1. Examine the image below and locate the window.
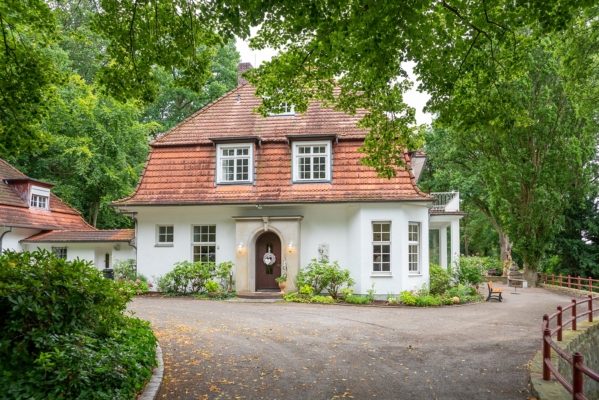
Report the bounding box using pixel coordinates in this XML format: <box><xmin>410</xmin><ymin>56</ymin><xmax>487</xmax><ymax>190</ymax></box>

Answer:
<box><xmin>216</xmin><ymin>144</ymin><xmax>253</xmax><ymax>184</ymax></box>
<box><xmin>192</xmin><ymin>225</ymin><xmax>216</xmax><ymax>263</ymax></box>
<box><xmin>408</xmin><ymin>222</ymin><xmax>420</xmax><ymax>274</ymax></box>
<box><xmin>372</xmin><ymin>222</ymin><xmax>391</xmax><ymax>274</ymax></box>
<box><xmin>31</xmin><ymin>194</ymin><xmax>48</xmax><ymax>209</ymax></box>
<box><xmin>292</xmin><ymin>141</ymin><xmax>331</xmax><ymax>182</ymax></box>
<box><xmin>52</xmin><ymin>247</ymin><xmax>67</xmax><ymax>259</ymax></box>
<box><xmin>269</xmin><ymin>103</ymin><xmax>295</xmax><ymax>116</ymax></box>
<box><xmin>156</xmin><ymin>225</ymin><xmax>174</xmax><ymax>245</ymax></box>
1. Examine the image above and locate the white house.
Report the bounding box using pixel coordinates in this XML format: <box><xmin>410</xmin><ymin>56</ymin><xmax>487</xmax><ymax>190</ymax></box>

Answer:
<box><xmin>0</xmin><ymin>159</ymin><xmax>136</xmax><ymax>268</ymax></box>
<box><xmin>112</xmin><ymin>63</ymin><xmax>463</xmax><ymax>296</ymax></box>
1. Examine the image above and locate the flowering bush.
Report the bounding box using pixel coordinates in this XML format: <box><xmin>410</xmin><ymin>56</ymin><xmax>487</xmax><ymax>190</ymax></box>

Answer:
<box><xmin>119</xmin><ymin>278</ymin><xmax>151</xmax><ymax>295</ymax></box>
<box><xmin>295</xmin><ymin>259</ymin><xmax>355</xmax><ymax>298</ymax></box>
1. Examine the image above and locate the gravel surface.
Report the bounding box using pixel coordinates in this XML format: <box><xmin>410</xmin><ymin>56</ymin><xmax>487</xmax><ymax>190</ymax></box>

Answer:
<box><xmin>129</xmin><ymin>284</ymin><xmax>577</xmax><ymax>400</ymax></box>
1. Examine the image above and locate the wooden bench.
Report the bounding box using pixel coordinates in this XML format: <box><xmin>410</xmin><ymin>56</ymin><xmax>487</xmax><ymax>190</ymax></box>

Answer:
<box><xmin>486</xmin><ymin>268</ymin><xmax>498</xmax><ymax>276</ymax></box>
<box><xmin>487</xmin><ymin>281</ymin><xmax>503</xmax><ymax>302</ymax></box>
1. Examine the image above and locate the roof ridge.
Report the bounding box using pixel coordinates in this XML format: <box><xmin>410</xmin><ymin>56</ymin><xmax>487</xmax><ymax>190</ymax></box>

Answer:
<box><xmin>150</xmin><ymin>83</ymin><xmax>250</xmax><ymax>147</ymax></box>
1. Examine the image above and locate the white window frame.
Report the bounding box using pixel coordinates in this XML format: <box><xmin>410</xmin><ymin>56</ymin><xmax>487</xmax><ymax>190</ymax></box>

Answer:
<box><xmin>216</xmin><ymin>143</ymin><xmax>254</xmax><ymax>184</ymax></box>
<box><xmin>372</xmin><ymin>221</ymin><xmax>392</xmax><ymax>275</ymax></box>
<box><xmin>30</xmin><ymin>186</ymin><xmax>50</xmax><ymax>210</ymax></box>
<box><xmin>191</xmin><ymin>225</ymin><xmax>216</xmax><ymax>263</ymax></box>
<box><xmin>156</xmin><ymin>225</ymin><xmax>174</xmax><ymax>246</ymax></box>
<box><xmin>269</xmin><ymin>103</ymin><xmax>295</xmax><ymax>116</ymax></box>
<box><xmin>52</xmin><ymin>246</ymin><xmax>67</xmax><ymax>259</ymax></box>
<box><xmin>292</xmin><ymin>140</ymin><xmax>332</xmax><ymax>182</ymax></box>
<box><xmin>408</xmin><ymin>222</ymin><xmax>421</xmax><ymax>274</ymax></box>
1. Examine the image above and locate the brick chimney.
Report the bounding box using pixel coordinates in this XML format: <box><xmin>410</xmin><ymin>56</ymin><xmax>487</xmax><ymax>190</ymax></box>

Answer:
<box><xmin>238</xmin><ymin>62</ymin><xmax>253</xmax><ymax>86</ymax></box>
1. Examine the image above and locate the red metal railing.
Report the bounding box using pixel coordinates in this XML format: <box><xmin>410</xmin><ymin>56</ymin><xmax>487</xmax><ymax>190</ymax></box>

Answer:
<box><xmin>539</xmin><ymin>274</ymin><xmax>599</xmax><ymax>293</ymax></box>
<box><xmin>541</xmin><ymin>295</ymin><xmax>599</xmax><ymax>399</ymax></box>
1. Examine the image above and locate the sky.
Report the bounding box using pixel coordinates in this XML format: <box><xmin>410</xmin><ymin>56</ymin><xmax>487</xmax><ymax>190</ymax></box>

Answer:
<box><xmin>235</xmin><ymin>37</ymin><xmax>433</xmax><ymax>126</ymax></box>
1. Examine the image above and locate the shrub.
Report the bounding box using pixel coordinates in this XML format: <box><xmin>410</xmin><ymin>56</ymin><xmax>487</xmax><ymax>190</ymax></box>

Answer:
<box><xmin>155</xmin><ymin>260</ymin><xmax>234</xmax><ymax>294</ymax></box>
<box><xmin>399</xmin><ymin>291</ymin><xmax>417</xmax><ymax>305</ymax></box>
<box><xmin>0</xmin><ymin>250</ymin><xmax>157</xmax><ymax>399</ymax></box>
<box><xmin>120</xmin><ymin>278</ymin><xmax>151</xmax><ymax>295</ymax></box>
<box><xmin>295</xmin><ymin>259</ymin><xmax>355</xmax><ymax>298</ymax></box>
<box><xmin>429</xmin><ymin>264</ymin><xmax>451</xmax><ymax>295</ymax></box>
<box><xmin>450</xmin><ymin>256</ymin><xmax>501</xmax><ymax>286</ymax></box>
<box><xmin>344</xmin><ymin>295</ymin><xmax>371</xmax><ymax>305</ymax></box>
<box><xmin>205</xmin><ymin>280</ymin><xmax>220</xmax><ymax>292</ymax></box>
<box><xmin>414</xmin><ymin>295</ymin><xmax>442</xmax><ymax>307</ymax></box>
<box><xmin>299</xmin><ymin>284</ymin><xmax>314</xmax><ymax>295</ymax></box>
<box><xmin>113</xmin><ymin>258</ymin><xmax>137</xmax><ymax>281</ymax></box>
<box><xmin>283</xmin><ymin>293</ymin><xmax>336</xmax><ymax>304</ymax></box>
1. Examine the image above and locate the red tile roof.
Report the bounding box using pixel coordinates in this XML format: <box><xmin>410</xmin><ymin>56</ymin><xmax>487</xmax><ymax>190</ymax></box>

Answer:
<box><xmin>151</xmin><ymin>84</ymin><xmax>369</xmax><ymax>147</ymax></box>
<box><xmin>21</xmin><ymin>229</ymin><xmax>135</xmax><ymax>243</ymax></box>
<box><xmin>114</xmin><ymin>84</ymin><xmax>431</xmax><ymax>206</ymax></box>
<box><xmin>115</xmin><ymin>141</ymin><xmax>430</xmax><ymax>206</ymax></box>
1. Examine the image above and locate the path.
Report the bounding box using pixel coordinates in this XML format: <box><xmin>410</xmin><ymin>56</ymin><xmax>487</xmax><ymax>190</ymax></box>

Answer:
<box><xmin>129</xmin><ymin>285</ymin><xmax>576</xmax><ymax>399</ymax></box>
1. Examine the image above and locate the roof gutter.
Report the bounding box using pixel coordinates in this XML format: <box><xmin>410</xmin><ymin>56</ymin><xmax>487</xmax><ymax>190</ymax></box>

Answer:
<box><xmin>109</xmin><ymin>198</ymin><xmax>435</xmax><ymax>208</ymax></box>
<box><xmin>114</xmin><ymin>210</ymin><xmax>138</xmax><ymax>251</ymax></box>
<box><xmin>0</xmin><ymin>226</ymin><xmax>13</xmax><ymax>252</ymax></box>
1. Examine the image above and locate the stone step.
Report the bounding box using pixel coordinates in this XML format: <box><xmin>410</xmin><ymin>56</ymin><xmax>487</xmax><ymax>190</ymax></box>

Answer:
<box><xmin>237</xmin><ymin>291</ymin><xmax>284</xmax><ymax>300</ymax></box>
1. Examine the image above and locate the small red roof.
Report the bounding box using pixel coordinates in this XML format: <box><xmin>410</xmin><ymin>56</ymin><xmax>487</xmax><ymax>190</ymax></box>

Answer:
<box><xmin>21</xmin><ymin>229</ymin><xmax>135</xmax><ymax>243</ymax></box>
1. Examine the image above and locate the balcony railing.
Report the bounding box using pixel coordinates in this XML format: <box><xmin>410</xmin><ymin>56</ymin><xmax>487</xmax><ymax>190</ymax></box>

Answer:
<box><xmin>430</xmin><ymin>192</ymin><xmax>460</xmax><ymax>212</ymax></box>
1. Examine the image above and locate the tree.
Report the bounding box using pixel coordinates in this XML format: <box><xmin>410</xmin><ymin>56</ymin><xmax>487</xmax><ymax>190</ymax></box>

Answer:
<box><xmin>430</xmin><ymin>43</ymin><xmax>597</xmax><ymax>285</ymax></box>
<box><xmin>13</xmin><ymin>74</ymin><xmax>159</xmax><ymax>228</ymax></box>
<box><xmin>420</xmin><ymin>127</ymin><xmax>509</xmax><ymax>262</ymax></box>
<box><xmin>213</xmin><ymin>0</ymin><xmax>596</xmax><ymax>174</ymax></box>
<box><xmin>141</xmin><ymin>40</ymin><xmax>240</xmax><ymax>133</ymax></box>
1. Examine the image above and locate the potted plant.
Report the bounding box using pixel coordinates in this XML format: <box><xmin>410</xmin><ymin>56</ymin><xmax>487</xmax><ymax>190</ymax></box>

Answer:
<box><xmin>275</xmin><ymin>275</ymin><xmax>287</xmax><ymax>293</ymax></box>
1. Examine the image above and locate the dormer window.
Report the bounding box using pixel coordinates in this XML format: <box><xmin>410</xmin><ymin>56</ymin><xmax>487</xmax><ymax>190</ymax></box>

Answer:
<box><xmin>216</xmin><ymin>143</ymin><xmax>254</xmax><ymax>184</ymax></box>
<box><xmin>292</xmin><ymin>141</ymin><xmax>332</xmax><ymax>182</ymax></box>
<box><xmin>269</xmin><ymin>103</ymin><xmax>295</xmax><ymax>116</ymax></box>
<box><xmin>30</xmin><ymin>186</ymin><xmax>50</xmax><ymax>210</ymax></box>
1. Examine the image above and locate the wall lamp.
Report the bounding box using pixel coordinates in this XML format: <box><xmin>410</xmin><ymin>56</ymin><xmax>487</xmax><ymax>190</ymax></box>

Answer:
<box><xmin>238</xmin><ymin>242</ymin><xmax>244</xmax><ymax>253</ymax></box>
<box><xmin>288</xmin><ymin>241</ymin><xmax>293</xmax><ymax>252</ymax></box>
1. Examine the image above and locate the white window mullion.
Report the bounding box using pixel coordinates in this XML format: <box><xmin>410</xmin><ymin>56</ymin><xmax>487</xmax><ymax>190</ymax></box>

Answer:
<box><xmin>408</xmin><ymin>222</ymin><xmax>420</xmax><ymax>274</ymax></box>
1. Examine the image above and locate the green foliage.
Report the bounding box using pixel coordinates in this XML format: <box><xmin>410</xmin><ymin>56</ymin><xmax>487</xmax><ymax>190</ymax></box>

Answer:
<box><xmin>141</xmin><ymin>40</ymin><xmax>241</xmax><ymax>133</ymax></box>
<box><xmin>113</xmin><ymin>258</ymin><xmax>137</xmax><ymax>281</ymax></box>
<box><xmin>275</xmin><ymin>275</ymin><xmax>287</xmax><ymax>283</ymax></box>
<box><xmin>283</xmin><ymin>293</ymin><xmax>336</xmax><ymax>304</ymax></box>
<box><xmin>414</xmin><ymin>295</ymin><xmax>443</xmax><ymax>307</ymax></box>
<box><xmin>344</xmin><ymin>295</ymin><xmax>371</xmax><ymax>305</ymax></box>
<box><xmin>451</xmin><ymin>256</ymin><xmax>500</xmax><ymax>286</ymax></box>
<box><xmin>155</xmin><ymin>261</ymin><xmax>234</xmax><ymax>294</ymax></box>
<box><xmin>446</xmin><ymin>284</ymin><xmax>483</xmax><ymax>303</ymax></box>
<box><xmin>365</xmin><ymin>283</ymin><xmax>376</xmax><ymax>302</ymax></box>
<box><xmin>399</xmin><ymin>291</ymin><xmax>417</xmax><ymax>306</ymax></box>
<box><xmin>295</xmin><ymin>259</ymin><xmax>355</xmax><ymax>299</ymax></box>
<box><xmin>429</xmin><ymin>264</ymin><xmax>451</xmax><ymax>295</ymax></box>
<box><xmin>0</xmin><ymin>250</ymin><xmax>157</xmax><ymax>398</ymax></box>
<box><xmin>120</xmin><ymin>279</ymin><xmax>151</xmax><ymax>295</ymax></box>
<box><xmin>205</xmin><ymin>280</ymin><xmax>220</xmax><ymax>293</ymax></box>
<box><xmin>299</xmin><ymin>285</ymin><xmax>314</xmax><ymax>295</ymax></box>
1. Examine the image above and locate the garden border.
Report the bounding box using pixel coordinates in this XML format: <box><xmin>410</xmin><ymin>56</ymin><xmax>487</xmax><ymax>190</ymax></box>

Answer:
<box><xmin>138</xmin><ymin>344</ymin><xmax>163</xmax><ymax>400</ymax></box>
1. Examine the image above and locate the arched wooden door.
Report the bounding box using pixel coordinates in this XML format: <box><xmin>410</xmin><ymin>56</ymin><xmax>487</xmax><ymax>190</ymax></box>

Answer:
<box><xmin>255</xmin><ymin>232</ymin><xmax>281</xmax><ymax>291</ymax></box>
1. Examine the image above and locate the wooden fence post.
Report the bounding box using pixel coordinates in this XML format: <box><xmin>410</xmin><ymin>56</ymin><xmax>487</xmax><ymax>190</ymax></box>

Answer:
<box><xmin>589</xmin><ymin>295</ymin><xmax>593</xmax><ymax>323</ymax></box>
<box><xmin>557</xmin><ymin>305</ymin><xmax>563</xmax><ymax>341</ymax></box>
<box><xmin>543</xmin><ymin>328</ymin><xmax>551</xmax><ymax>381</ymax></box>
<box><xmin>578</xmin><ymin>276</ymin><xmax>581</xmax><ymax>290</ymax></box>
<box><xmin>551</xmin><ymin>274</ymin><xmax>555</xmax><ymax>285</ymax></box>
<box><xmin>568</xmin><ymin>275</ymin><xmax>571</xmax><ymax>289</ymax></box>
<box><xmin>572</xmin><ymin>352</ymin><xmax>584</xmax><ymax>400</ymax></box>
<box><xmin>572</xmin><ymin>299</ymin><xmax>577</xmax><ymax>331</ymax></box>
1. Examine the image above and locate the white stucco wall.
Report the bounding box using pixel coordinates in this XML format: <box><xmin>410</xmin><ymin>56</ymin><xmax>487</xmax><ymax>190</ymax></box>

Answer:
<box><xmin>18</xmin><ymin>241</ymin><xmax>136</xmax><ymax>270</ymax></box>
<box><xmin>1</xmin><ymin>227</ymin><xmax>40</xmax><ymax>252</ymax></box>
<box><xmin>131</xmin><ymin>202</ymin><xmax>431</xmax><ymax>294</ymax></box>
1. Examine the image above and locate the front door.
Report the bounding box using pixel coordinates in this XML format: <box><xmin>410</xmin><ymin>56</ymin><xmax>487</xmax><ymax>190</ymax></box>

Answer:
<box><xmin>255</xmin><ymin>232</ymin><xmax>281</xmax><ymax>291</ymax></box>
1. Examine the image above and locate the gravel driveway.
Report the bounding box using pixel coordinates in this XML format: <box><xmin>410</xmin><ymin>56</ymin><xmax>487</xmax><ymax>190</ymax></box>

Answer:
<box><xmin>129</xmin><ymin>285</ymin><xmax>576</xmax><ymax>399</ymax></box>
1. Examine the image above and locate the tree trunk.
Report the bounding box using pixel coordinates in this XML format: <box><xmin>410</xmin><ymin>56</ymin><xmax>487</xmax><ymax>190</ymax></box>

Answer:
<box><xmin>499</xmin><ymin>231</ymin><xmax>511</xmax><ymax>263</ymax></box>
<box><xmin>92</xmin><ymin>201</ymin><xmax>99</xmax><ymax>228</ymax></box>
<box><xmin>523</xmin><ymin>256</ymin><xmax>541</xmax><ymax>287</ymax></box>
